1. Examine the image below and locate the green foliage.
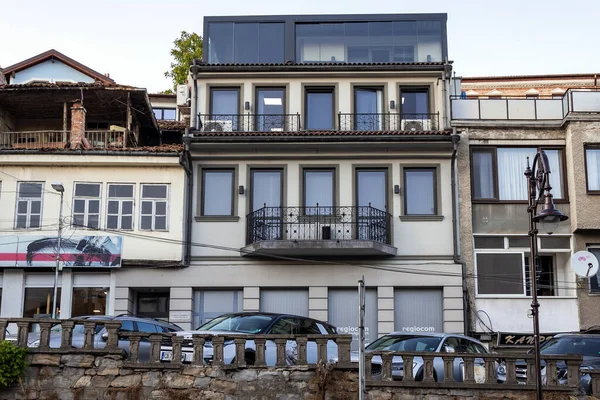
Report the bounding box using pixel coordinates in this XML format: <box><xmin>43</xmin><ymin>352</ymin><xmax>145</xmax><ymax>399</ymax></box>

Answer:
<box><xmin>0</xmin><ymin>340</ymin><xmax>28</xmax><ymax>388</ymax></box>
<box><xmin>164</xmin><ymin>31</ymin><xmax>203</xmax><ymax>91</ymax></box>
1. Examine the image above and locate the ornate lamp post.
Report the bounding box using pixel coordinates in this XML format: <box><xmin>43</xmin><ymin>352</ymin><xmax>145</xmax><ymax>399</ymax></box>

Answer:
<box><xmin>524</xmin><ymin>149</ymin><xmax>568</xmax><ymax>400</ymax></box>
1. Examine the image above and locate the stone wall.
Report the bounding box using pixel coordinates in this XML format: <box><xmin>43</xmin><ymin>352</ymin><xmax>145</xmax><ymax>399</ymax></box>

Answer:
<box><xmin>1</xmin><ymin>352</ymin><xmax>590</xmax><ymax>400</ymax></box>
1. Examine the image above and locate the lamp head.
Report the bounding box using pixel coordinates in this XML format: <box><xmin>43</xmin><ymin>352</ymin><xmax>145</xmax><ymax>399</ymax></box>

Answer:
<box><xmin>533</xmin><ymin>198</ymin><xmax>568</xmax><ymax>235</ymax></box>
<box><xmin>51</xmin><ymin>182</ymin><xmax>64</xmax><ymax>193</ymax></box>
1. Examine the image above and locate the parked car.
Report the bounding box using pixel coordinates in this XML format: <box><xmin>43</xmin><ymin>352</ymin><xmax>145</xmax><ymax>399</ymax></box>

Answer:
<box><xmin>5</xmin><ymin>314</ymin><xmax>183</xmax><ymax>362</ymax></box>
<box><xmin>497</xmin><ymin>333</ymin><xmax>600</xmax><ymax>395</ymax></box>
<box><xmin>353</xmin><ymin>332</ymin><xmax>496</xmax><ymax>382</ymax></box>
<box><xmin>160</xmin><ymin>312</ymin><xmax>339</xmax><ymax>365</ymax></box>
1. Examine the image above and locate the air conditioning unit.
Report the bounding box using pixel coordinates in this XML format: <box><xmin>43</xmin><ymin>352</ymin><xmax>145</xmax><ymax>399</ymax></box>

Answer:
<box><xmin>176</xmin><ymin>84</ymin><xmax>189</xmax><ymax>105</ymax></box>
<box><xmin>203</xmin><ymin>120</ymin><xmax>233</xmax><ymax>132</ymax></box>
<box><xmin>401</xmin><ymin>119</ymin><xmax>432</xmax><ymax>131</ymax></box>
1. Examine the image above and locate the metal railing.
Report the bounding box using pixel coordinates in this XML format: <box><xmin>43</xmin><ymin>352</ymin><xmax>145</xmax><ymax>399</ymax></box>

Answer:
<box><xmin>0</xmin><ymin>130</ymin><xmax>132</xmax><ymax>149</ymax></box>
<box><xmin>338</xmin><ymin>113</ymin><xmax>440</xmax><ymax>131</ymax></box>
<box><xmin>198</xmin><ymin>114</ymin><xmax>302</xmax><ymax>132</ymax></box>
<box><xmin>246</xmin><ymin>205</ymin><xmax>392</xmax><ymax>245</ymax></box>
<box><xmin>450</xmin><ymin>88</ymin><xmax>600</xmax><ymax>121</ymax></box>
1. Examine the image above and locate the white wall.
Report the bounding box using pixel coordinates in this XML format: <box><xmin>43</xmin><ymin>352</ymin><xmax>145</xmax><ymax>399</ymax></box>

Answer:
<box><xmin>11</xmin><ymin>60</ymin><xmax>96</xmax><ymax>84</ymax></box>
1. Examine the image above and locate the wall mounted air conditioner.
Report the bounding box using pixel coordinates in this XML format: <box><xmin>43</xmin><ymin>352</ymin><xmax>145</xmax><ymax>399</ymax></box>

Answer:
<box><xmin>203</xmin><ymin>120</ymin><xmax>233</xmax><ymax>132</ymax></box>
<box><xmin>401</xmin><ymin>119</ymin><xmax>432</xmax><ymax>131</ymax></box>
<box><xmin>270</xmin><ymin>128</ymin><xmax>284</xmax><ymax>132</ymax></box>
<box><xmin>176</xmin><ymin>84</ymin><xmax>189</xmax><ymax>106</ymax></box>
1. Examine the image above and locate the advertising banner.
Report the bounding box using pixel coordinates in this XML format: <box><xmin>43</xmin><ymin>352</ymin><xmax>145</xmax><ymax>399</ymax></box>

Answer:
<box><xmin>497</xmin><ymin>332</ymin><xmax>558</xmax><ymax>347</ymax></box>
<box><xmin>0</xmin><ymin>235</ymin><xmax>122</xmax><ymax>268</ymax></box>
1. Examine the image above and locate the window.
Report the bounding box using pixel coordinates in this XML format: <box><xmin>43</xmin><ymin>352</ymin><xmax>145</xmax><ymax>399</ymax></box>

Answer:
<box><xmin>73</xmin><ymin>183</ymin><xmax>101</xmax><ymax>229</ymax></box>
<box><xmin>71</xmin><ymin>288</ymin><xmax>108</xmax><ymax>317</ymax></box>
<box><xmin>401</xmin><ymin>89</ymin><xmax>429</xmax><ymax>116</ymax></box>
<box><xmin>589</xmin><ymin>248</ymin><xmax>600</xmax><ymax>294</ymax></box>
<box><xmin>119</xmin><ymin>320</ymin><xmax>135</xmax><ymax>332</ymax></box>
<box><xmin>586</xmin><ymin>147</ymin><xmax>600</xmax><ymax>192</ymax></box>
<box><xmin>404</xmin><ymin>168</ymin><xmax>436</xmax><ymax>215</ymax></box>
<box><xmin>356</xmin><ymin>169</ymin><xmax>387</xmax><ymax>211</ymax></box>
<box><xmin>305</xmin><ymin>88</ymin><xmax>334</xmax><ymax>130</ymax></box>
<box><xmin>137</xmin><ymin>293</ymin><xmax>169</xmax><ymax>319</ymax></box>
<box><xmin>15</xmin><ymin>182</ymin><xmax>43</xmax><ymax>229</ymax></box>
<box><xmin>136</xmin><ymin>322</ymin><xmax>158</xmax><ymax>333</ymax></box>
<box><xmin>354</xmin><ymin>88</ymin><xmax>384</xmax><ymax>130</ymax></box>
<box><xmin>525</xmin><ymin>255</ymin><xmax>555</xmax><ymax>296</ymax></box>
<box><xmin>209</xmin><ymin>88</ymin><xmax>239</xmax><ymax>130</ymax></box>
<box><xmin>106</xmin><ymin>184</ymin><xmax>134</xmax><ymax>230</ymax></box>
<box><xmin>207</xmin><ymin>22</ymin><xmax>284</xmax><ymax>64</ymax></box>
<box><xmin>256</xmin><ymin>88</ymin><xmax>285</xmax><ymax>131</ymax></box>
<box><xmin>251</xmin><ymin>170</ymin><xmax>282</xmax><ymax>211</ymax></box>
<box><xmin>303</xmin><ymin>169</ymin><xmax>335</xmax><ymax>212</ymax></box>
<box><xmin>202</xmin><ymin>169</ymin><xmax>234</xmax><ymax>216</ymax></box>
<box><xmin>471</xmin><ymin>147</ymin><xmax>565</xmax><ymax>201</ymax></box>
<box><xmin>476</xmin><ymin>253</ymin><xmax>524</xmax><ymax>295</ymax></box>
<box><xmin>140</xmin><ymin>184</ymin><xmax>168</xmax><ymax>231</ymax></box>
<box><xmin>153</xmin><ymin>108</ymin><xmax>176</xmax><ymax>121</ymax></box>
<box><xmin>23</xmin><ymin>288</ymin><xmax>61</xmax><ymax>318</ymax></box>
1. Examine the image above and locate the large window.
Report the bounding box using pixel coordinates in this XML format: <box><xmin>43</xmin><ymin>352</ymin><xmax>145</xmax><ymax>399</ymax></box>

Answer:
<box><xmin>471</xmin><ymin>147</ymin><xmax>565</xmax><ymax>201</ymax></box>
<box><xmin>209</xmin><ymin>88</ymin><xmax>239</xmax><ymax>131</ymax></box>
<box><xmin>72</xmin><ymin>288</ymin><xmax>108</xmax><ymax>317</ymax></box>
<box><xmin>202</xmin><ymin>169</ymin><xmax>234</xmax><ymax>216</ymax></box>
<box><xmin>15</xmin><ymin>182</ymin><xmax>43</xmax><ymax>229</ymax></box>
<box><xmin>354</xmin><ymin>88</ymin><xmax>384</xmax><ymax>130</ymax></box>
<box><xmin>106</xmin><ymin>184</ymin><xmax>134</xmax><ymax>230</ymax></box>
<box><xmin>251</xmin><ymin>170</ymin><xmax>282</xmax><ymax>212</ymax></box>
<box><xmin>256</xmin><ymin>88</ymin><xmax>285</xmax><ymax>131</ymax></box>
<box><xmin>403</xmin><ymin>168</ymin><xmax>437</xmax><ymax>215</ymax></box>
<box><xmin>23</xmin><ymin>288</ymin><xmax>61</xmax><ymax>318</ymax></box>
<box><xmin>305</xmin><ymin>88</ymin><xmax>334</xmax><ymax>130</ymax></box>
<box><xmin>476</xmin><ymin>253</ymin><xmax>524</xmax><ymax>295</ymax></box>
<box><xmin>153</xmin><ymin>108</ymin><xmax>176</xmax><ymax>121</ymax></box>
<box><xmin>586</xmin><ymin>147</ymin><xmax>600</xmax><ymax>192</ymax></box>
<box><xmin>303</xmin><ymin>169</ymin><xmax>335</xmax><ymax>211</ymax></box>
<box><xmin>207</xmin><ymin>22</ymin><xmax>285</xmax><ymax>64</ymax></box>
<box><xmin>356</xmin><ymin>169</ymin><xmax>387</xmax><ymax>210</ymax></box>
<box><xmin>401</xmin><ymin>89</ymin><xmax>429</xmax><ymax>115</ymax></box>
<box><xmin>73</xmin><ymin>183</ymin><xmax>101</xmax><ymax>229</ymax></box>
<box><xmin>140</xmin><ymin>184</ymin><xmax>168</xmax><ymax>231</ymax></box>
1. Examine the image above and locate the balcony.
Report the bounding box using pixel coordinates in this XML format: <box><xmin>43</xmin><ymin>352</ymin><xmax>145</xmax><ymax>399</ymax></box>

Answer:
<box><xmin>338</xmin><ymin>113</ymin><xmax>440</xmax><ymax>131</ymax></box>
<box><xmin>0</xmin><ymin>130</ymin><xmax>135</xmax><ymax>150</ymax></box>
<box><xmin>450</xmin><ymin>89</ymin><xmax>600</xmax><ymax>125</ymax></box>
<box><xmin>243</xmin><ymin>205</ymin><xmax>397</xmax><ymax>257</ymax></box>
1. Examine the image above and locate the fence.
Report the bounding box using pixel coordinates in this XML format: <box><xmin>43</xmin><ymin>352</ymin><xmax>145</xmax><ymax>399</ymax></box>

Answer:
<box><xmin>0</xmin><ymin>130</ymin><xmax>131</xmax><ymax>149</ymax></box>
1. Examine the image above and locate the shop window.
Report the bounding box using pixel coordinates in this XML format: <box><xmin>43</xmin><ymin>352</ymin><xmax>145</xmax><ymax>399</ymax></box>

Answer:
<box><xmin>71</xmin><ymin>288</ymin><xmax>108</xmax><ymax>317</ymax></box>
<box><xmin>137</xmin><ymin>292</ymin><xmax>169</xmax><ymax>319</ymax></box>
<box><xmin>23</xmin><ymin>288</ymin><xmax>61</xmax><ymax>318</ymax></box>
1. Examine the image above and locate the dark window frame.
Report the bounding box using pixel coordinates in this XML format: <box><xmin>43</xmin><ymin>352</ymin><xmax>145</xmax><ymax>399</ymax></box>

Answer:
<box><xmin>209</xmin><ymin>87</ymin><xmax>241</xmax><ymax>131</ymax></box>
<box><xmin>584</xmin><ymin>145</ymin><xmax>600</xmax><ymax>194</ymax></box>
<box><xmin>475</xmin><ymin>252</ymin><xmax>526</xmax><ymax>296</ymax></box>
<box><xmin>254</xmin><ymin>87</ymin><xmax>286</xmax><ymax>131</ymax></box>
<box><xmin>353</xmin><ymin>86</ymin><xmax>385</xmax><ymax>130</ymax></box>
<box><xmin>201</xmin><ymin>168</ymin><xmax>236</xmax><ymax>217</ymax></box>
<box><xmin>249</xmin><ymin>168</ymin><xmax>284</xmax><ymax>212</ymax></box>
<box><xmin>525</xmin><ymin>254</ymin><xmax>556</xmax><ymax>297</ymax></box>
<box><xmin>470</xmin><ymin>146</ymin><xmax>569</xmax><ymax>204</ymax></box>
<box><xmin>402</xmin><ymin>167</ymin><xmax>438</xmax><ymax>216</ymax></box>
<box><xmin>399</xmin><ymin>86</ymin><xmax>431</xmax><ymax>116</ymax></box>
<box><xmin>152</xmin><ymin>108</ymin><xmax>177</xmax><ymax>121</ymax></box>
<box><xmin>587</xmin><ymin>246</ymin><xmax>600</xmax><ymax>294</ymax></box>
<box><xmin>136</xmin><ymin>292</ymin><xmax>169</xmax><ymax>320</ymax></box>
<box><xmin>354</xmin><ymin>167</ymin><xmax>389</xmax><ymax>211</ymax></box>
<box><xmin>302</xmin><ymin>168</ymin><xmax>336</xmax><ymax>209</ymax></box>
<box><xmin>304</xmin><ymin>87</ymin><xmax>336</xmax><ymax>130</ymax></box>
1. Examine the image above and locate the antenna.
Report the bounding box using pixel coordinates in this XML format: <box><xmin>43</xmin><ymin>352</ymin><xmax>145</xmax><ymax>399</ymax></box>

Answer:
<box><xmin>570</xmin><ymin>251</ymin><xmax>599</xmax><ymax>278</ymax></box>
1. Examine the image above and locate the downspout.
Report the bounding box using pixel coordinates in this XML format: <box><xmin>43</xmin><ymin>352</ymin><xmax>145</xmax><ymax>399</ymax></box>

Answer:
<box><xmin>450</xmin><ymin>129</ymin><xmax>470</xmax><ymax>335</ymax></box>
<box><xmin>191</xmin><ymin>59</ymin><xmax>199</xmax><ymax>129</ymax></box>
<box><xmin>179</xmin><ymin>129</ymin><xmax>193</xmax><ymax>266</ymax></box>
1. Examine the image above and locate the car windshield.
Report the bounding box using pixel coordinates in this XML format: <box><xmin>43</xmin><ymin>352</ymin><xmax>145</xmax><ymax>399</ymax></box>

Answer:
<box><xmin>540</xmin><ymin>337</ymin><xmax>600</xmax><ymax>357</ymax></box>
<box><xmin>196</xmin><ymin>315</ymin><xmax>276</xmax><ymax>334</ymax></box>
<box><xmin>366</xmin><ymin>335</ymin><xmax>441</xmax><ymax>352</ymax></box>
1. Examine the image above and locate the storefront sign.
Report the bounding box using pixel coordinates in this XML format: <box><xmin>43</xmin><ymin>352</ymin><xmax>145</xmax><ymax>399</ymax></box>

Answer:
<box><xmin>497</xmin><ymin>332</ymin><xmax>558</xmax><ymax>346</ymax></box>
<box><xmin>0</xmin><ymin>235</ymin><xmax>122</xmax><ymax>268</ymax></box>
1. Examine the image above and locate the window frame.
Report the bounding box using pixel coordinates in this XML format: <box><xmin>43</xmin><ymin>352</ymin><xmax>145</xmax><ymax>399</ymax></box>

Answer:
<box><xmin>353</xmin><ymin>86</ymin><xmax>385</xmax><ymax>130</ymax></box>
<box><xmin>198</xmin><ymin>167</ymin><xmax>237</xmax><ymax>220</ymax></box>
<box><xmin>152</xmin><ymin>107</ymin><xmax>177</xmax><ymax>121</ymax></box>
<box><xmin>399</xmin><ymin>165</ymin><xmax>442</xmax><ymax>221</ymax></box>
<box><xmin>105</xmin><ymin>183</ymin><xmax>135</xmax><ymax>231</ymax></box>
<box><xmin>584</xmin><ymin>145</ymin><xmax>600</xmax><ymax>194</ymax></box>
<box><xmin>587</xmin><ymin>246</ymin><xmax>600</xmax><ymax>295</ymax></box>
<box><xmin>475</xmin><ymin>251</ymin><xmax>527</xmax><ymax>297</ymax></box>
<box><xmin>249</xmin><ymin>168</ymin><xmax>284</xmax><ymax>213</ymax></box>
<box><xmin>301</xmin><ymin>167</ymin><xmax>336</xmax><ymax>209</ymax></box>
<box><xmin>470</xmin><ymin>146</ymin><xmax>568</xmax><ymax>203</ymax></box>
<box><xmin>304</xmin><ymin>86</ymin><xmax>336</xmax><ymax>130</ymax></box>
<box><xmin>354</xmin><ymin>166</ymin><xmax>389</xmax><ymax>211</ymax></box>
<box><xmin>139</xmin><ymin>183</ymin><xmax>169</xmax><ymax>231</ymax></box>
<box><xmin>72</xmin><ymin>182</ymin><xmax>102</xmax><ymax>230</ymax></box>
<box><xmin>15</xmin><ymin>181</ymin><xmax>44</xmax><ymax>230</ymax></box>
<box><xmin>399</xmin><ymin>86</ymin><xmax>431</xmax><ymax>116</ymax></box>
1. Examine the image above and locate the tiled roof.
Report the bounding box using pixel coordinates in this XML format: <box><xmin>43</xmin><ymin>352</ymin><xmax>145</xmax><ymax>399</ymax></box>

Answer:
<box><xmin>191</xmin><ymin>129</ymin><xmax>450</xmax><ymax>137</ymax></box>
<box><xmin>0</xmin><ymin>145</ymin><xmax>183</xmax><ymax>154</ymax></box>
<box><xmin>158</xmin><ymin>120</ymin><xmax>188</xmax><ymax>130</ymax></box>
<box><xmin>0</xmin><ymin>81</ymin><xmax>128</xmax><ymax>89</ymax></box>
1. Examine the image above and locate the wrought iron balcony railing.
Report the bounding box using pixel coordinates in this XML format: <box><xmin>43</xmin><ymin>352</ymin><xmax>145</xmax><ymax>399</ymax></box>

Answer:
<box><xmin>338</xmin><ymin>112</ymin><xmax>440</xmax><ymax>131</ymax></box>
<box><xmin>198</xmin><ymin>114</ymin><xmax>301</xmax><ymax>132</ymax></box>
<box><xmin>246</xmin><ymin>205</ymin><xmax>392</xmax><ymax>246</ymax></box>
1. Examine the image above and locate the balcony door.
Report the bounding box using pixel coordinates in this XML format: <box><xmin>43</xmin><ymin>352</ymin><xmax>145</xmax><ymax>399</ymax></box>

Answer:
<box><xmin>209</xmin><ymin>88</ymin><xmax>239</xmax><ymax>131</ymax></box>
<box><xmin>400</xmin><ymin>88</ymin><xmax>430</xmax><ymax>130</ymax></box>
<box><xmin>256</xmin><ymin>88</ymin><xmax>285</xmax><ymax>132</ymax></box>
<box><xmin>250</xmin><ymin>170</ymin><xmax>283</xmax><ymax>241</ymax></box>
<box><xmin>356</xmin><ymin>169</ymin><xmax>388</xmax><ymax>241</ymax></box>
<box><xmin>354</xmin><ymin>88</ymin><xmax>384</xmax><ymax>130</ymax></box>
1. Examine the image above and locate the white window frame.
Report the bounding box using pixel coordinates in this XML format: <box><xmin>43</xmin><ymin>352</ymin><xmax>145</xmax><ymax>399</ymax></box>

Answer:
<box><xmin>585</xmin><ymin>147</ymin><xmax>600</xmax><ymax>192</ymax></box>
<box><xmin>139</xmin><ymin>184</ymin><xmax>169</xmax><ymax>231</ymax></box>
<box><xmin>72</xmin><ymin>182</ymin><xmax>102</xmax><ymax>230</ymax></box>
<box><xmin>15</xmin><ymin>181</ymin><xmax>44</xmax><ymax>230</ymax></box>
<box><xmin>587</xmin><ymin>246</ymin><xmax>600</xmax><ymax>295</ymax></box>
<box><xmin>106</xmin><ymin>183</ymin><xmax>135</xmax><ymax>231</ymax></box>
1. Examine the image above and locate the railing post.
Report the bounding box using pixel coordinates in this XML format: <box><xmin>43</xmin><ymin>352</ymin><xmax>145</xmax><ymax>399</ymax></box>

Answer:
<box><xmin>567</xmin><ymin>358</ymin><xmax>581</xmax><ymax>388</ymax></box>
<box><xmin>234</xmin><ymin>337</ymin><xmax>247</xmax><ymax>368</ymax></box>
<box><xmin>83</xmin><ymin>321</ymin><xmax>97</xmax><ymax>350</ymax></box>
<box><xmin>60</xmin><ymin>320</ymin><xmax>75</xmax><ymax>350</ymax></box>
<box><xmin>336</xmin><ymin>335</ymin><xmax>352</xmax><ymax>365</ymax></box>
<box><xmin>422</xmin><ymin>354</ymin><xmax>436</xmax><ymax>382</ymax></box>
<box><xmin>505</xmin><ymin>357</ymin><xmax>518</xmax><ymax>385</ymax></box>
<box><xmin>16</xmin><ymin>321</ymin><xmax>30</xmax><ymax>347</ymax></box>
<box><xmin>545</xmin><ymin>358</ymin><xmax>558</xmax><ymax>387</ymax></box>
<box><xmin>129</xmin><ymin>336</ymin><xmax>141</xmax><ymax>363</ymax></box>
<box><xmin>168</xmin><ymin>335</ymin><xmax>182</xmax><ymax>366</ymax></box>
<box><xmin>0</xmin><ymin>320</ymin><xmax>7</xmax><ymax>342</ymax></box>
<box><xmin>442</xmin><ymin>356</ymin><xmax>454</xmax><ymax>382</ymax></box>
<box><xmin>104</xmin><ymin>321</ymin><xmax>122</xmax><ymax>351</ymax></box>
<box><xmin>403</xmin><ymin>354</ymin><xmax>414</xmax><ymax>381</ymax></box>
<box><xmin>462</xmin><ymin>355</ymin><xmax>476</xmax><ymax>384</ymax></box>
<box><xmin>38</xmin><ymin>321</ymin><xmax>52</xmax><ymax>350</ymax></box>
<box><xmin>364</xmin><ymin>353</ymin><xmax>373</xmax><ymax>380</ymax></box>
<box><xmin>212</xmin><ymin>336</ymin><xmax>225</xmax><ymax>367</ymax></box>
<box><xmin>254</xmin><ymin>336</ymin><xmax>267</xmax><ymax>367</ymax></box>
<box><xmin>192</xmin><ymin>336</ymin><xmax>205</xmax><ymax>365</ymax></box>
<box><xmin>149</xmin><ymin>334</ymin><xmax>163</xmax><ymax>363</ymax></box>
<box><xmin>337</xmin><ymin>111</ymin><xmax>342</xmax><ymax>131</ymax></box>
<box><xmin>316</xmin><ymin>337</ymin><xmax>327</xmax><ymax>364</ymax></box>
<box><xmin>275</xmin><ymin>338</ymin><xmax>288</xmax><ymax>367</ymax></box>
<box><xmin>484</xmin><ymin>356</ymin><xmax>496</xmax><ymax>383</ymax></box>
<box><xmin>296</xmin><ymin>336</ymin><xmax>308</xmax><ymax>365</ymax></box>
<box><xmin>381</xmin><ymin>352</ymin><xmax>393</xmax><ymax>381</ymax></box>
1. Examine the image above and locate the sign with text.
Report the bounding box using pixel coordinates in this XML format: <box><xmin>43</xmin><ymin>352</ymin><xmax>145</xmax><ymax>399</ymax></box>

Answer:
<box><xmin>497</xmin><ymin>332</ymin><xmax>558</xmax><ymax>347</ymax></box>
<box><xmin>0</xmin><ymin>235</ymin><xmax>122</xmax><ymax>267</ymax></box>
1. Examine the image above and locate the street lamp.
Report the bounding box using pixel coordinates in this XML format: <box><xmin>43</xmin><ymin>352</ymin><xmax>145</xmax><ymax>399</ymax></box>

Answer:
<box><xmin>524</xmin><ymin>150</ymin><xmax>568</xmax><ymax>400</ymax></box>
<box><xmin>51</xmin><ymin>182</ymin><xmax>65</xmax><ymax>319</ymax></box>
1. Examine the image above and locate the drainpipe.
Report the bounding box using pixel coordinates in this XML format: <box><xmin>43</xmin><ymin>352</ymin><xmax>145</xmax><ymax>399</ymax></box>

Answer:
<box><xmin>179</xmin><ymin>129</ymin><xmax>193</xmax><ymax>266</ymax></box>
<box><xmin>450</xmin><ymin>129</ymin><xmax>470</xmax><ymax>335</ymax></box>
<box><xmin>191</xmin><ymin>59</ymin><xmax>199</xmax><ymax>129</ymax></box>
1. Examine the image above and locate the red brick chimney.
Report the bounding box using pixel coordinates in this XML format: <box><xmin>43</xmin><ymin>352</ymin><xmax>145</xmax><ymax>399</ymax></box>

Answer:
<box><xmin>70</xmin><ymin>99</ymin><xmax>86</xmax><ymax>148</ymax></box>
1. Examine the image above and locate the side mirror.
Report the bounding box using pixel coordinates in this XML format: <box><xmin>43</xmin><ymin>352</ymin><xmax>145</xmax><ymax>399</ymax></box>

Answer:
<box><xmin>101</xmin><ymin>332</ymin><xmax>108</xmax><ymax>341</ymax></box>
<box><xmin>443</xmin><ymin>345</ymin><xmax>455</xmax><ymax>353</ymax></box>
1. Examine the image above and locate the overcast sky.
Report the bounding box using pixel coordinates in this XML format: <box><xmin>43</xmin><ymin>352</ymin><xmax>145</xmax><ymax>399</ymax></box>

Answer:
<box><xmin>1</xmin><ymin>0</ymin><xmax>598</xmax><ymax>93</ymax></box>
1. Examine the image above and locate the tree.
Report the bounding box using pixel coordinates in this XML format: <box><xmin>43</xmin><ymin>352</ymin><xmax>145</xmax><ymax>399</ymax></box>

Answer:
<box><xmin>164</xmin><ymin>31</ymin><xmax>203</xmax><ymax>91</ymax></box>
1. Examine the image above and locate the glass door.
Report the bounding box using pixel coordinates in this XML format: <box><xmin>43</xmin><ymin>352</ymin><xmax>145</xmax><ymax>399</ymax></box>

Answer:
<box><xmin>356</xmin><ymin>169</ymin><xmax>387</xmax><ymax>241</ymax></box>
<box><xmin>355</xmin><ymin>88</ymin><xmax>384</xmax><ymax>130</ymax></box>
<box><xmin>251</xmin><ymin>170</ymin><xmax>283</xmax><ymax>240</ymax></box>
<box><xmin>256</xmin><ymin>88</ymin><xmax>285</xmax><ymax>131</ymax></box>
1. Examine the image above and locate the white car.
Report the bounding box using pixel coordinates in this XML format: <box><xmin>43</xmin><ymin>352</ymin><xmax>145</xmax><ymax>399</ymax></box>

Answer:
<box><xmin>160</xmin><ymin>312</ymin><xmax>339</xmax><ymax>365</ymax></box>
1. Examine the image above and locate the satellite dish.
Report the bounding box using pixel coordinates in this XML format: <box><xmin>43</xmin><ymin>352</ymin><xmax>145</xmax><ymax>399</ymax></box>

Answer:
<box><xmin>571</xmin><ymin>251</ymin><xmax>599</xmax><ymax>277</ymax></box>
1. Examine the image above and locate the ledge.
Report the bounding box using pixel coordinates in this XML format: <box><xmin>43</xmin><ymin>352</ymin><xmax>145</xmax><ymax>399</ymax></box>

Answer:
<box><xmin>194</xmin><ymin>216</ymin><xmax>240</xmax><ymax>222</ymax></box>
<box><xmin>399</xmin><ymin>215</ymin><xmax>444</xmax><ymax>222</ymax></box>
<box><xmin>241</xmin><ymin>240</ymin><xmax>397</xmax><ymax>257</ymax></box>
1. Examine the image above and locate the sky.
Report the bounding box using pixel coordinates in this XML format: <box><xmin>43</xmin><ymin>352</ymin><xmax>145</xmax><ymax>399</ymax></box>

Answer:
<box><xmin>1</xmin><ymin>0</ymin><xmax>598</xmax><ymax>93</ymax></box>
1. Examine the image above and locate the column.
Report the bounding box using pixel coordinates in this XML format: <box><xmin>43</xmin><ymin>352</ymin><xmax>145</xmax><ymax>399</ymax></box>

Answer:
<box><xmin>443</xmin><ymin>286</ymin><xmax>464</xmax><ymax>333</ymax></box>
<box><xmin>243</xmin><ymin>287</ymin><xmax>260</xmax><ymax>312</ymax></box>
<box><xmin>377</xmin><ymin>286</ymin><xmax>394</xmax><ymax>336</ymax></box>
<box><xmin>308</xmin><ymin>286</ymin><xmax>328</xmax><ymax>322</ymax></box>
<box><xmin>113</xmin><ymin>287</ymin><xmax>134</xmax><ymax>316</ymax></box>
<box><xmin>59</xmin><ymin>269</ymin><xmax>73</xmax><ymax>319</ymax></box>
<box><xmin>169</xmin><ymin>287</ymin><xmax>193</xmax><ymax>330</ymax></box>
<box><xmin>0</xmin><ymin>269</ymin><xmax>24</xmax><ymax>317</ymax></box>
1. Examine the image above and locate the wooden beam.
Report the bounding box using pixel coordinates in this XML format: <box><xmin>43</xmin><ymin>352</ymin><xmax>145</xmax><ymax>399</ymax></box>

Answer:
<box><xmin>62</xmin><ymin>102</ymin><xmax>68</xmax><ymax>143</ymax></box>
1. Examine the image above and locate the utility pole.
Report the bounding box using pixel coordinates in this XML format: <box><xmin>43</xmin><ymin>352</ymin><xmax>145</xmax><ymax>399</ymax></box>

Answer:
<box><xmin>358</xmin><ymin>276</ymin><xmax>365</xmax><ymax>400</ymax></box>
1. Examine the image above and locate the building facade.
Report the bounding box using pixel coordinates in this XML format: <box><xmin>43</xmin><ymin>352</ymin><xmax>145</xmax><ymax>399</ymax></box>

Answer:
<box><xmin>137</xmin><ymin>13</ymin><xmax>466</xmax><ymax>345</ymax></box>
<box><xmin>451</xmin><ymin>73</ymin><xmax>600</xmax><ymax>349</ymax></box>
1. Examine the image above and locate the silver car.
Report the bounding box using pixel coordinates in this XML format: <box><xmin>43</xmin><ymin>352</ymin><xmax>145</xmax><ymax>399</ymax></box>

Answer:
<box><xmin>160</xmin><ymin>312</ymin><xmax>339</xmax><ymax>365</ymax></box>
<box><xmin>355</xmin><ymin>332</ymin><xmax>494</xmax><ymax>382</ymax></box>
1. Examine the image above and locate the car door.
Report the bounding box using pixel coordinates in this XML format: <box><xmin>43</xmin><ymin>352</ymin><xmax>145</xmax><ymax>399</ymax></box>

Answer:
<box><xmin>136</xmin><ymin>321</ymin><xmax>158</xmax><ymax>362</ymax></box>
<box><xmin>267</xmin><ymin>317</ymin><xmax>298</xmax><ymax>366</ymax></box>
